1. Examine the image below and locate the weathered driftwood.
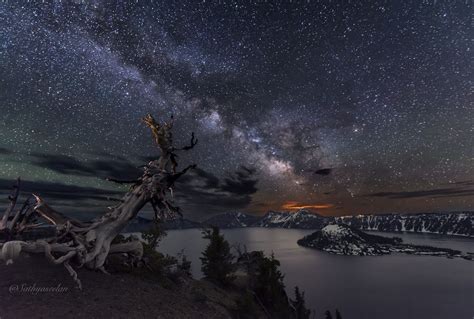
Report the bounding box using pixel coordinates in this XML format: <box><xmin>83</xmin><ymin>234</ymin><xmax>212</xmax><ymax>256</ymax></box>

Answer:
<box><xmin>0</xmin><ymin>114</ymin><xmax>197</xmax><ymax>288</ymax></box>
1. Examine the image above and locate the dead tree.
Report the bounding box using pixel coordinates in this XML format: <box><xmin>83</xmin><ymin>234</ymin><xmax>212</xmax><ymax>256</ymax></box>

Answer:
<box><xmin>0</xmin><ymin>114</ymin><xmax>197</xmax><ymax>288</ymax></box>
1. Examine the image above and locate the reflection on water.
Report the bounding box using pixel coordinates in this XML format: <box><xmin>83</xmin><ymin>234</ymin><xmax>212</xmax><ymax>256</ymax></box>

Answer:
<box><xmin>368</xmin><ymin>230</ymin><xmax>474</xmax><ymax>253</ymax></box>
<box><xmin>158</xmin><ymin>228</ymin><xmax>473</xmax><ymax>319</ymax></box>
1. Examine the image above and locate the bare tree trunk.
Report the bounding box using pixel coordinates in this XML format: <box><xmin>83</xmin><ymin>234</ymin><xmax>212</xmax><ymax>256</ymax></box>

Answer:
<box><xmin>0</xmin><ymin>114</ymin><xmax>197</xmax><ymax>288</ymax></box>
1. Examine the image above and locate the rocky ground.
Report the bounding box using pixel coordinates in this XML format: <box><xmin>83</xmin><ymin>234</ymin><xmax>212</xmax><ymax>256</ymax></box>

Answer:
<box><xmin>0</xmin><ymin>255</ymin><xmax>250</xmax><ymax>319</ymax></box>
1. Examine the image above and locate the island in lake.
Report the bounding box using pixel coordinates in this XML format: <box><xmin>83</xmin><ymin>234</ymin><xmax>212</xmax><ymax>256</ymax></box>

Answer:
<box><xmin>297</xmin><ymin>224</ymin><xmax>472</xmax><ymax>259</ymax></box>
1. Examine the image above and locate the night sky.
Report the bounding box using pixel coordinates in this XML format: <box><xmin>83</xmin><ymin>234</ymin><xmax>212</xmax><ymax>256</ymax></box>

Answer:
<box><xmin>0</xmin><ymin>1</ymin><xmax>472</xmax><ymax>220</ymax></box>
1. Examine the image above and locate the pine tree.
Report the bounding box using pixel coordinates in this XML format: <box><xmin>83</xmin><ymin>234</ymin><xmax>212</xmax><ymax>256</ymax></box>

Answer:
<box><xmin>335</xmin><ymin>309</ymin><xmax>342</xmax><ymax>319</ymax></box>
<box><xmin>255</xmin><ymin>253</ymin><xmax>285</xmax><ymax>301</ymax></box>
<box><xmin>254</xmin><ymin>252</ymin><xmax>291</xmax><ymax>317</ymax></box>
<box><xmin>325</xmin><ymin>310</ymin><xmax>333</xmax><ymax>319</ymax></box>
<box><xmin>200</xmin><ymin>227</ymin><xmax>235</xmax><ymax>285</ymax></box>
<box><xmin>290</xmin><ymin>286</ymin><xmax>311</xmax><ymax>319</ymax></box>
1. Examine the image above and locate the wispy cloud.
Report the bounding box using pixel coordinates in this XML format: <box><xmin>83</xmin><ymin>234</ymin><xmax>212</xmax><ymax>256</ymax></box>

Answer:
<box><xmin>282</xmin><ymin>201</ymin><xmax>333</xmax><ymax>211</ymax></box>
<box><xmin>367</xmin><ymin>187</ymin><xmax>474</xmax><ymax>199</ymax></box>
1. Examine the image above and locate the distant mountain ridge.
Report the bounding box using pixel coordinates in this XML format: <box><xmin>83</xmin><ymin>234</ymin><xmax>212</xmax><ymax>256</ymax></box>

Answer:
<box><xmin>335</xmin><ymin>212</ymin><xmax>473</xmax><ymax>237</ymax></box>
<box><xmin>253</xmin><ymin>210</ymin><xmax>326</xmax><ymax>229</ymax></box>
<box><xmin>202</xmin><ymin>210</ymin><xmax>473</xmax><ymax>236</ymax></box>
<box><xmin>126</xmin><ymin>211</ymin><xmax>474</xmax><ymax>237</ymax></box>
<box><xmin>203</xmin><ymin>212</ymin><xmax>261</xmax><ymax>228</ymax></box>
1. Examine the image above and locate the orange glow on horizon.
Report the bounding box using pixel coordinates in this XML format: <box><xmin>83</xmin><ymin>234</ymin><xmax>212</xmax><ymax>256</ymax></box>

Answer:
<box><xmin>282</xmin><ymin>201</ymin><xmax>334</xmax><ymax>211</ymax></box>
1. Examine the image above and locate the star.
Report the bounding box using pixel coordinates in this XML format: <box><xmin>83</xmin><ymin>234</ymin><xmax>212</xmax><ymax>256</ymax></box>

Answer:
<box><xmin>0</xmin><ymin>1</ymin><xmax>471</xmax><ymax>219</ymax></box>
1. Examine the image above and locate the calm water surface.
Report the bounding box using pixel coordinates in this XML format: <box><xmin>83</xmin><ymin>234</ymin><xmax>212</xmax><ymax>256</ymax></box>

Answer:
<box><xmin>158</xmin><ymin>228</ymin><xmax>473</xmax><ymax>319</ymax></box>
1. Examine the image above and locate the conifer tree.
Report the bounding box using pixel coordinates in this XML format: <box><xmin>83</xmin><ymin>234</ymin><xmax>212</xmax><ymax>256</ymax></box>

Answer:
<box><xmin>290</xmin><ymin>286</ymin><xmax>311</xmax><ymax>319</ymax></box>
<box><xmin>200</xmin><ymin>227</ymin><xmax>235</xmax><ymax>285</ymax></box>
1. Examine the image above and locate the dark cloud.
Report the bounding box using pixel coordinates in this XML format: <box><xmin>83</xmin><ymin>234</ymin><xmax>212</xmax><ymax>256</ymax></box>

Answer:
<box><xmin>443</xmin><ymin>180</ymin><xmax>474</xmax><ymax>187</ymax></box>
<box><xmin>0</xmin><ymin>178</ymin><xmax>122</xmax><ymax>203</ymax></box>
<box><xmin>0</xmin><ymin>147</ymin><xmax>12</xmax><ymax>155</ymax></box>
<box><xmin>175</xmin><ymin>166</ymin><xmax>259</xmax><ymax>216</ymax></box>
<box><xmin>0</xmin><ymin>178</ymin><xmax>124</xmax><ymax>220</ymax></box>
<box><xmin>85</xmin><ymin>150</ymin><xmax>129</xmax><ymax>162</ymax></box>
<box><xmin>30</xmin><ymin>153</ymin><xmax>142</xmax><ymax>180</ymax></box>
<box><xmin>0</xmin><ymin>161</ymin><xmax>259</xmax><ymax>220</ymax></box>
<box><xmin>191</xmin><ymin>168</ymin><xmax>220</xmax><ymax>189</ymax></box>
<box><xmin>315</xmin><ymin>168</ymin><xmax>332</xmax><ymax>176</ymax></box>
<box><xmin>0</xmin><ymin>166</ymin><xmax>259</xmax><ymax>220</ymax></box>
<box><xmin>221</xmin><ymin>166</ymin><xmax>258</xmax><ymax>195</ymax></box>
<box><xmin>368</xmin><ymin>187</ymin><xmax>474</xmax><ymax>199</ymax></box>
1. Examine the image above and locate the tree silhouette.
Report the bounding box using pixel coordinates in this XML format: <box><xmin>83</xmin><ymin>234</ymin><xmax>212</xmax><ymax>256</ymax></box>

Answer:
<box><xmin>200</xmin><ymin>227</ymin><xmax>235</xmax><ymax>285</ymax></box>
<box><xmin>290</xmin><ymin>286</ymin><xmax>311</xmax><ymax>319</ymax></box>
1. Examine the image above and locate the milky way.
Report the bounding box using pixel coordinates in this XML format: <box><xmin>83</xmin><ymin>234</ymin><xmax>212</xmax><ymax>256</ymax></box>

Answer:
<box><xmin>0</xmin><ymin>1</ymin><xmax>472</xmax><ymax>219</ymax></box>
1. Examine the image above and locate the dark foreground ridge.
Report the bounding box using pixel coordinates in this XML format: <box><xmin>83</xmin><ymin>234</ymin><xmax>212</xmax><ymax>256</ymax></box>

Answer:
<box><xmin>0</xmin><ymin>225</ymin><xmax>316</xmax><ymax>319</ymax></box>
<box><xmin>0</xmin><ymin>255</ymin><xmax>236</xmax><ymax>319</ymax></box>
<box><xmin>0</xmin><ymin>253</ymin><xmax>299</xmax><ymax>319</ymax></box>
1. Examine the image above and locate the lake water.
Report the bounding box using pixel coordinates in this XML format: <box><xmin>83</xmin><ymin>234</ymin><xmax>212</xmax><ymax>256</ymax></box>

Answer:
<box><xmin>157</xmin><ymin>228</ymin><xmax>473</xmax><ymax>319</ymax></box>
